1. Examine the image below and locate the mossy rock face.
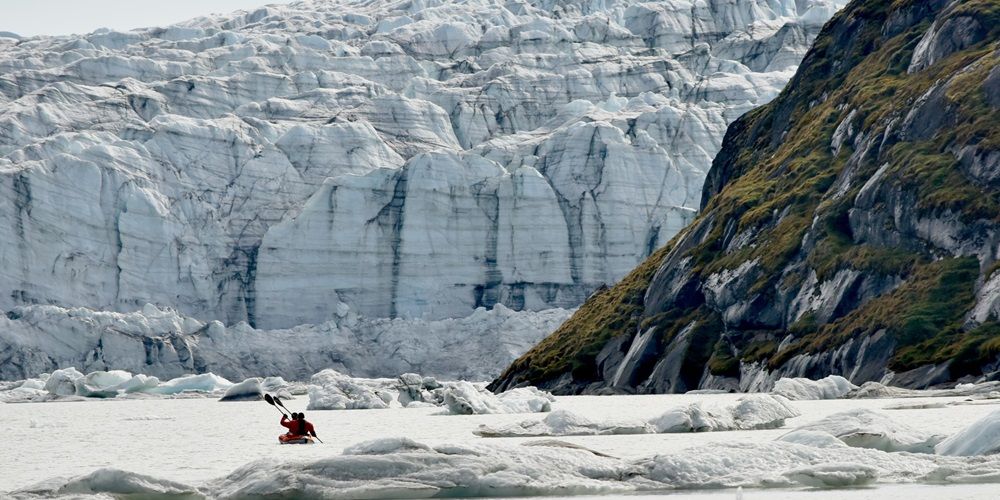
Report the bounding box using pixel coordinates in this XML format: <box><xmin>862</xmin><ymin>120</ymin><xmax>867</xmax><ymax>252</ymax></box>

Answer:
<box><xmin>492</xmin><ymin>0</ymin><xmax>1000</xmax><ymax>394</ymax></box>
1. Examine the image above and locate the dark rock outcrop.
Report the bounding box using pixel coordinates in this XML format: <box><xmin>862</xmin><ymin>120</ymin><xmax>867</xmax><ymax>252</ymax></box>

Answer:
<box><xmin>492</xmin><ymin>0</ymin><xmax>1000</xmax><ymax>395</ymax></box>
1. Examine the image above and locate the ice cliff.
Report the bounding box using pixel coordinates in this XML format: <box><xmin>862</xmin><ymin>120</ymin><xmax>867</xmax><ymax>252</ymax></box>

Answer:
<box><xmin>0</xmin><ymin>0</ymin><xmax>843</xmax><ymax>332</ymax></box>
<box><xmin>0</xmin><ymin>302</ymin><xmax>570</xmax><ymax>381</ymax></box>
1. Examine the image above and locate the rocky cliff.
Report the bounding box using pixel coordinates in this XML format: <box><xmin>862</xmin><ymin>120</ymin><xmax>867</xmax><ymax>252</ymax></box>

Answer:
<box><xmin>0</xmin><ymin>0</ymin><xmax>842</xmax><ymax>329</ymax></box>
<box><xmin>492</xmin><ymin>0</ymin><xmax>1000</xmax><ymax>394</ymax></box>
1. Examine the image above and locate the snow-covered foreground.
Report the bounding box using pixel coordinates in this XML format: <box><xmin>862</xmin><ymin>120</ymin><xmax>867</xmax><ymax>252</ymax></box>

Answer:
<box><xmin>6</xmin><ymin>393</ymin><xmax>1000</xmax><ymax>498</ymax></box>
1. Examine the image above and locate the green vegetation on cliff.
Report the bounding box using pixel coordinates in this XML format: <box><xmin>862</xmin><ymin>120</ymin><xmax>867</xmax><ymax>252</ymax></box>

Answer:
<box><xmin>493</xmin><ymin>0</ymin><xmax>1000</xmax><ymax>393</ymax></box>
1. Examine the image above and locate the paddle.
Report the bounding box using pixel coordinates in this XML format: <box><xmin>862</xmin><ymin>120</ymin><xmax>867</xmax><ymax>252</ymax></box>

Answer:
<box><xmin>274</xmin><ymin>396</ymin><xmax>324</xmax><ymax>443</ymax></box>
<box><xmin>264</xmin><ymin>393</ymin><xmax>289</xmax><ymax>417</ymax></box>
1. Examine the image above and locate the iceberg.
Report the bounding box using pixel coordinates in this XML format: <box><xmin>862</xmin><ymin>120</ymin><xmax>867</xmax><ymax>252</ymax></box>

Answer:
<box><xmin>441</xmin><ymin>382</ymin><xmax>553</xmax><ymax>415</ymax></box>
<box><xmin>42</xmin><ymin>368</ymin><xmax>85</xmax><ymax>397</ymax></box>
<box><xmin>782</xmin><ymin>462</ymin><xmax>879</xmax><ymax>487</ymax></box>
<box><xmin>15</xmin><ymin>468</ymin><xmax>198</xmax><ymax>498</ymax></box>
<box><xmin>771</xmin><ymin>375</ymin><xmax>857</xmax><ymax>400</ymax></box>
<box><xmin>850</xmin><ymin>381</ymin><xmax>1000</xmax><ymax>400</ymax></box>
<box><xmin>150</xmin><ymin>373</ymin><xmax>233</xmax><ymax>395</ymax></box>
<box><xmin>476</xmin><ymin>409</ymin><xmax>652</xmax><ymax>437</ymax></box>
<box><xmin>783</xmin><ymin>409</ymin><xmax>944</xmax><ymax>453</ymax></box>
<box><xmin>477</xmin><ymin>394</ymin><xmax>798</xmax><ymax>437</ymax></box>
<box><xmin>935</xmin><ymin>408</ymin><xmax>1000</xmax><ymax>456</ymax></box>
<box><xmin>651</xmin><ymin>395</ymin><xmax>800</xmax><ymax>433</ymax></box>
<box><xmin>219</xmin><ymin>378</ymin><xmax>263</xmax><ymax>402</ymax></box>
<box><xmin>306</xmin><ymin>369</ymin><xmax>394</xmax><ymax>410</ymax></box>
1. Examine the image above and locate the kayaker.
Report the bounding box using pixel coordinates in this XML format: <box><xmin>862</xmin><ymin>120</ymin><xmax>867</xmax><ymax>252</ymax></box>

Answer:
<box><xmin>280</xmin><ymin>412</ymin><xmax>317</xmax><ymax>440</ymax></box>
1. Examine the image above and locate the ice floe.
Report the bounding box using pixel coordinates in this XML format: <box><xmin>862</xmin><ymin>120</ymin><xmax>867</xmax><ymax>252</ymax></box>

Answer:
<box><xmin>936</xmin><ymin>408</ymin><xmax>1000</xmax><ymax>456</ymax></box>
<box><xmin>441</xmin><ymin>381</ymin><xmax>553</xmax><ymax>415</ymax></box>
<box><xmin>771</xmin><ymin>375</ymin><xmax>857</xmax><ymax>400</ymax></box>
<box><xmin>0</xmin><ymin>369</ymin><xmax>233</xmax><ymax>402</ymax></box>
<box><xmin>18</xmin><ymin>436</ymin><xmax>1000</xmax><ymax>498</ymax></box>
<box><xmin>0</xmin><ymin>367</ymin><xmax>553</xmax><ymax>415</ymax></box>
<box><xmin>476</xmin><ymin>409</ymin><xmax>652</xmax><ymax>437</ymax></box>
<box><xmin>476</xmin><ymin>395</ymin><xmax>797</xmax><ymax>437</ymax></box>
<box><xmin>783</xmin><ymin>409</ymin><xmax>944</xmax><ymax>453</ymax></box>
<box><xmin>219</xmin><ymin>378</ymin><xmax>264</xmax><ymax>402</ymax></box>
<box><xmin>651</xmin><ymin>394</ymin><xmax>800</xmax><ymax>433</ymax></box>
<box><xmin>850</xmin><ymin>381</ymin><xmax>1000</xmax><ymax>399</ymax></box>
<box><xmin>306</xmin><ymin>369</ymin><xmax>395</xmax><ymax>410</ymax></box>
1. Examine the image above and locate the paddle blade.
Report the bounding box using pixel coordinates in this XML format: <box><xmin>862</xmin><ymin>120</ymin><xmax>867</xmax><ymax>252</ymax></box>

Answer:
<box><xmin>264</xmin><ymin>394</ymin><xmax>275</xmax><ymax>405</ymax></box>
<box><xmin>274</xmin><ymin>396</ymin><xmax>287</xmax><ymax>408</ymax></box>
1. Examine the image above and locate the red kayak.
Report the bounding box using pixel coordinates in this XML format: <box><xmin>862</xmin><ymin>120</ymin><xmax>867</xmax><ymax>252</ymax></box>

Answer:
<box><xmin>279</xmin><ymin>434</ymin><xmax>315</xmax><ymax>445</ymax></box>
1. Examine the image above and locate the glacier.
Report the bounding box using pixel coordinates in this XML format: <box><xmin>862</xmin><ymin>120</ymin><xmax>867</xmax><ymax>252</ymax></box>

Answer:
<box><xmin>0</xmin><ymin>0</ymin><xmax>844</xmax><ymax>332</ymax></box>
<box><xmin>0</xmin><ymin>302</ymin><xmax>571</xmax><ymax>381</ymax></box>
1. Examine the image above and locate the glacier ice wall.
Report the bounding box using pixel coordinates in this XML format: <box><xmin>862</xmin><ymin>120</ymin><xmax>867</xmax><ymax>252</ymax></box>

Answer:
<box><xmin>0</xmin><ymin>302</ymin><xmax>572</xmax><ymax>381</ymax></box>
<box><xmin>0</xmin><ymin>0</ymin><xmax>844</xmax><ymax>328</ymax></box>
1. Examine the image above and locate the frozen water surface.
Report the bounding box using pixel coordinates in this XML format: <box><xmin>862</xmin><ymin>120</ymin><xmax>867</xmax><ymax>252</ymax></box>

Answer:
<box><xmin>4</xmin><ymin>393</ymin><xmax>1000</xmax><ymax>498</ymax></box>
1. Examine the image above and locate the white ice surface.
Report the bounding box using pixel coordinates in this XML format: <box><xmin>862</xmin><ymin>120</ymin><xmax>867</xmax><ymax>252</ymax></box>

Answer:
<box><xmin>6</xmin><ymin>392</ymin><xmax>1000</xmax><ymax>498</ymax></box>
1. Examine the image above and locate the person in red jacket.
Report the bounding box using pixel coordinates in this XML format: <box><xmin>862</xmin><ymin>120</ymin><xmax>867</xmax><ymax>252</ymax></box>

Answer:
<box><xmin>280</xmin><ymin>412</ymin><xmax>317</xmax><ymax>440</ymax></box>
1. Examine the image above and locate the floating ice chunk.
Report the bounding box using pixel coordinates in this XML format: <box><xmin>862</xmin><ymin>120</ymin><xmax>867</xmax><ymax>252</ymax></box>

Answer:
<box><xmin>396</xmin><ymin>372</ymin><xmax>441</xmax><ymax>406</ymax></box>
<box><xmin>731</xmin><ymin>394</ymin><xmax>801</xmax><ymax>429</ymax></box>
<box><xmin>42</xmin><ymin>368</ymin><xmax>85</xmax><ymax>396</ymax></box>
<box><xmin>651</xmin><ymin>395</ymin><xmax>799</xmax><ymax>433</ymax></box>
<box><xmin>15</xmin><ymin>468</ymin><xmax>197</xmax><ymax>497</ymax></box>
<box><xmin>776</xmin><ymin>430</ymin><xmax>848</xmax><ymax>449</ymax></box>
<box><xmin>151</xmin><ymin>373</ymin><xmax>233</xmax><ymax>395</ymax></box>
<box><xmin>19</xmin><ymin>378</ymin><xmax>46</xmax><ymax>390</ymax></box>
<box><xmin>850</xmin><ymin>381</ymin><xmax>1000</xmax><ymax>399</ymax></box>
<box><xmin>260</xmin><ymin>377</ymin><xmax>289</xmax><ymax>393</ymax></box>
<box><xmin>783</xmin><ymin>462</ymin><xmax>878</xmax><ymax>487</ymax></box>
<box><xmin>0</xmin><ymin>386</ymin><xmax>48</xmax><ymax>403</ymax></box>
<box><xmin>344</xmin><ymin>437</ymin><xmax>433</xmax><ymax>455</ymax></box>
<box><xmin>787</xmin><ymin>409</ymin><xmax>944</xmax><ymax>453</ymax></box>
<box><xmin>219</xmin><ymin>378</ymin><xmax>263</xmax><ymax>402</ymax></box>
<box><xmin>306</xmin><ymin>369</ymin><xmax>395</xmax><ymax>410</ymax></box>
<box><xmin>772</xmin><ymin>375</ymin><xmax>857</xmax><ymax>400</ymax></box>
<box><xmin>442</xmin><ymin>381</ymin><xmax>552</xmax><ymax>415</ymax></box>
<box><xmin>115</xmin><ymin>374</ymin><xmax>161</xmax><ymax>393</ymax></box>
<box><xmin>211</xmin><ymin>438</ymin><xmax>631</xmax><ymax>498</ymax></box>
<box><xmin>481</xmin><ymin>395</ymin><xmax>798</xmax><ymax>437</ymax></box>
<box><xmin>476</xmin><ymin>409</ymin><xmax>652</xmax><ymax>437</ymax></box>
<box><xmin>74</xmin><ymin>370</ymin><xmax>134</xmax><ymax>398</ymax></box>
<box><xmin>935</xmin><ymin>408</ymin><xmax>1000</xmax><ymax>456</ymax></box>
